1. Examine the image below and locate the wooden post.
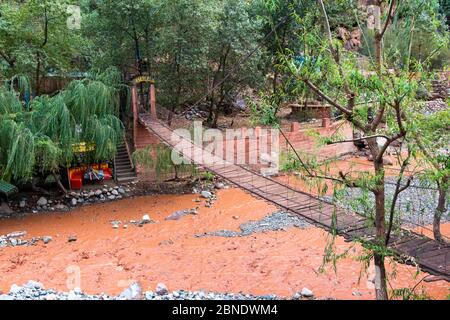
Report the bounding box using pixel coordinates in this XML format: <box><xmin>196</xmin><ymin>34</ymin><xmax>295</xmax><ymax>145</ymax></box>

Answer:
<box><xmin>132</xmin><ymin>86</ymin><xmax>138</xmax><ymax>148</ymax></box>
<box><xmin>322</xmin><ymin>117</ymin><xmax>331</xmax><ymax>128</ymax></box>
<box><xmin>150</xmin><ymin>83</ymin><xmax>157</xmax><ymax>120</ymax></box>
<box><xmin>255</xmin><ymin>126</ymin><xmax>261</xmax><ymax>164</ymax></box>
<box><xmin>291</xmin><ymin>121</ymin><xmax>300</xmax><ymax>132</ymax></box>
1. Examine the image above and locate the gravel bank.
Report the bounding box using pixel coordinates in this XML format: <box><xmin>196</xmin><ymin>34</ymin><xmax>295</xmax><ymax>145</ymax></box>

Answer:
<box><xmin>326</xmin><ymin>178</ymin><xmax>449</xmax><ymax>227</ymax></box>
<box><xmin>195</xmin><ymin>211</ymin><xmax>311</xmax><ymax>238</ymax></box>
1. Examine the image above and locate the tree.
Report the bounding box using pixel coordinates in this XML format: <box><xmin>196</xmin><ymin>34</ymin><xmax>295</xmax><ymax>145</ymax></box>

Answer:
<box><xmin>0</xmin><ymin>0</ymin><xmax>87</xmax><ymax>93</ymax></box>
<box><xmin>252</xmin><ymin>0</ymin><xmax>448</xmax><ymax>299</ymax></box>
<box><xmin>0</xmin><ymin>68</ymin><xmax>124</xmax><ymax>192</ymax></box>
<box><xmin>81</xmin><ymin>0</ymin><xmax>159</xmax><ymax>73</ymax></box>
<box><xmin>205</xmin><ymin>0</ymin><xmax>264</xmax><ymax>128</ymax></box>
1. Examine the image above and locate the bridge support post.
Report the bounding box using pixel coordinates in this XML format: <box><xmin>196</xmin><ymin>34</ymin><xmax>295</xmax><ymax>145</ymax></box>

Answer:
<box><xmin>150</xmin><ymin>83</ymin><xmax>157</xmax><ymax>120</ymax></box>
<box><xmin>132</xmin><ymin>86</ymin><xmax>138</xmax><ymax>148</ymax></box>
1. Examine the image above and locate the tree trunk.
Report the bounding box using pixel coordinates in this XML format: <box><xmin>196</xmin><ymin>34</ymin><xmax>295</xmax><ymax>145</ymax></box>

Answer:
<box><xmin>35</xmin><ymin>7</ymin><xmax>49</xmax><ymax>96</ymax></box>
<box><xmin>53</xmin><ymin>173</ymin><xmax>68</xmax><ymax>194</ymax></box>
<box><xmin>35</xmin><ymin>52</ymin><xmax>41</xmax><ymax>96</ymax></box>
<box><xmin>374</xmin><ymin>33</ymin><xmax>383</xmax><ymax>73</ymax></box>
<box><xmin>433</xmin><ymin>183</ymin><xmax>448</xmax><ymax>244</ymax></box>
<box><xmin>374</xmin><ymin>252</ymin><xmax>388</xmax><ymax>300</ymax></box>
<box><xmin>370</xmin><ymin>138</ymin><xmax>389</xmax><ymax>300</ymax></box>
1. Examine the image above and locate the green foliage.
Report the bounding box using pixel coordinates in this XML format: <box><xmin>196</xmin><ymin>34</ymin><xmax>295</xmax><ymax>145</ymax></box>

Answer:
<box><xmin>0</xmin><ymin>69</ymin><xmax>124</xmax><ymax>182</ymax></box>
<box><xmin>390</xmin><ymin>287</ymin><xmax>432</xmax><ymax>300</ymax></box>
<box><xmin>133</xmin><ymin>144</ymin><xmax>197</xmax><ymax>181</ymax></box>
<box><xmin>0</xmin><ymin>0</ymin><xmax>88</xmax><ymax>86</ymax></box>
<box><xmin>203</xmin><ymin>171</ymin><xmax>215</xmax><ymax>182</ymax></box>
<box><xmin>248</xmin><ymin>93</ymin><xmax>281</xmax><ymax>127</ymax></box>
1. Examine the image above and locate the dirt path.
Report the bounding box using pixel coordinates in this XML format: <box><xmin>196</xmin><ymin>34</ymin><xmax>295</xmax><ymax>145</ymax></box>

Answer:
<box><xmin>0</xmin><ymin>189</ymin><xmax>448</xmax><ymax>299</ymax></box>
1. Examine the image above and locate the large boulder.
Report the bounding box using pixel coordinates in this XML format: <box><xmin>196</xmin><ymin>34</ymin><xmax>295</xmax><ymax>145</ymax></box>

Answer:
<box><xmin>37</xmin><ymin>197</ymin><xmax>48</xmax><ymax>206</ymax></box>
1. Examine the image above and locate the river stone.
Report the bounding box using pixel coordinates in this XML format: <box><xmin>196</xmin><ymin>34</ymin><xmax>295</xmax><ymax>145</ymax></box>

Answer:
<box><xmin>301</xmin><ymin>287</ymin><xmax>313</xmax><ymax>297</ymax></box>
<box><xmin>25</xmin><ymin>280</ymin><xmax>43</xmax><ymax>289</ymax></box>
<box><xmin>0</xmin><ymin>202</ymin><xmax>13</xmax><ymax>216</ymax></box>
<box><xmin>37</xmin><ymin>197</ymin><xmax>48</xmax><ymax>206</ymax></box>
<box><xmin>55</xmin><ymin>204</ymin><xmax>68</xmax><ymax>211</ymax></box>
<box><xmin>155</xmin><ymin>283</ymin><xmax>169</xmax><ymax>295</ymax></box>
<box><xmin>42</xmin><ymin>236</ymin><xmax>52</xmax><ymax>244</ymax></box>
<box><xmin>111</xmin><ymin>190</ymin><xmax>119</xmax><ymax>196</ymax></box>
<box><xmin>119</xmin><ymin>282</ymin><xmax>142</xmax><ymax>300</ymax></box>
<box><xmin>201</xmin><ymin>191</ymin><xmax>213</xmax><ymax>199</ymax></box>
<box><xmin>95</xmin><ymin>190</ymin><xmax>103</xmax><ymax>196</ymax></box>
<box><xmin>9</xmin><ymin>284</ymin><xmax>22</xmax><ymax>294</ymax></box>
<box><xmin>70</xmin><ymin>198</ymin><xmax>77</xmax><ymax>206</ymax></box>
<box><xmin>165</xmin><ymin>209</ymin><xmax>196</xmax><ymax>221</ymax></box>
<box><xmin>67</xmin><ymin>292</ymin><xmax>80</xmax><ymax>300</ymax></box>
<box><xmin>215</xmin><ymin>183</ymin><xmax>225</xmax><ymax>189</ymax></box>
<box><xmin>118</xmin><ymin>188</ymin><xmax>126</xmax><ymax>194</ymax></box>
<box><xmin>19</xmin><ymin>200</ymin><xmax>27</xmax><ymax>208</ymax></box>
<box><xmin>7</xmin><ymin>231</ymin><xmax>27</xmax><ymax>238</ymax></box>
<box><xmin>142</xmin><ymin>214</ymin><xmax>151</xmax><ymax>222</ymax></box>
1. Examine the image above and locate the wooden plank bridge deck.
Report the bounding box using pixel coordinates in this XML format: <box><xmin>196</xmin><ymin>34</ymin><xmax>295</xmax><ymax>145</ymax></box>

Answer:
<box><xmin>139</xmin><ymin>113</ymin><xmax>450</xmax><ymax>281</ymax></box>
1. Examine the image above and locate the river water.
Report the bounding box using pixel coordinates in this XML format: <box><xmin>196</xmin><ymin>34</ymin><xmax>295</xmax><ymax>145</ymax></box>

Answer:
<box><xmin>0</xmin><ymin>189</ymin><xmax>448</xmax><ymax>299</ymax></box>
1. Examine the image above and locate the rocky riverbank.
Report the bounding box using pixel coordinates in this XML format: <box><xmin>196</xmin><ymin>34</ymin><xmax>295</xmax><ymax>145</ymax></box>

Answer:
<box><xmin>0</xmin><ymin>182</ymin><xmax>139</xmax><ymax>219</ymax></box>
<box><xmin>0</xmin><ymin>175</ymin><xmax>229</xmax><ymax>220</ymax></box>
<box><xmin>0</xmin><ymin>281</ymin><xmax>318</xmax><ymax>300</ymax></box>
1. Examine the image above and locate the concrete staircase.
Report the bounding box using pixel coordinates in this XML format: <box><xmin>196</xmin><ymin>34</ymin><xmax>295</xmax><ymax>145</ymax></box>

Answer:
<box><xmin>114</xmin><ymin>141</ymin><xmax>137</xmax><ymax>183</ymax></box>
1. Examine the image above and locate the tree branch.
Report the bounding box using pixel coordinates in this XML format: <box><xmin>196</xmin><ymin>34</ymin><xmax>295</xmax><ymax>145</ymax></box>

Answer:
<box><xmin>380</xmin><ymin>0</ymin><xmax>396</xmax><ymax>38</ymax></box>
<box><xmin>376</xmin><ymin>100</ymin><xmax>407</xmax><ymax>163</ymax></box>
<box><xmin>317</xmin><ymin>0</ymin><xmax>352</xmax><ymax>96</ymax></box>
<box><xmin>386</xmin><ymin>150</ymin><xmax>412</xmax><ymax>245</ymax></box>
<box><xmin>326</xmin><ymin>134</ymin><xmax>391</xmax><ymax>145</ymax></box>
<box><xmin>317</xmin><ymin>0</ymin><xmax>333</xmax><ymax>50</ymax></box>
<box><xmin>302</xmin><ymin>78</ymin><xmax>366</xmax><ymax>131</ymax></box>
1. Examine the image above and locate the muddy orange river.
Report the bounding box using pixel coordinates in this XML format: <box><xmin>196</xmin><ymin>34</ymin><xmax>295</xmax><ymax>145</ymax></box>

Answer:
<box><xmin>0</xmin><ymin>189</ymin><xmax>448</xmax><ymax>299</ymax></box>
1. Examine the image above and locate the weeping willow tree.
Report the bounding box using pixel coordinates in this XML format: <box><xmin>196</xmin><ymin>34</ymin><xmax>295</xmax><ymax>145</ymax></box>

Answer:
<box><xmin>133</xmin><ymin>145</ymin><xmax>197</xmax><ymax>182</ymax></box>
<box><xmin>0</xmin><ymin>68</ymin><xmax>125</xmax><ymax>193</ymax></box>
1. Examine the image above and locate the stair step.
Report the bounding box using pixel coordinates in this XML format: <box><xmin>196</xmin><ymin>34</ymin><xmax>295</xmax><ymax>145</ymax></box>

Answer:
<box><xmin>117</xmin><ymin>175</ymin><xmax>136</xmax><ymax>180</ymax></box>
<box><xmin>117</xmin><ymin>176</ymin><xmax>137</xmax><ymax>183</ymax></box>
<box><xmin>115</xmin><ymin>156</ymin><xmax>131</xmax><ymax>161</ymax></box>
<box><xmin>115</xmin><ymin>158</ymin><xmax>132</xmax><ymax>162</ymax></box>
<box><xmin>116</xmin><ymin>169</ymin><xmax>136</xmax><ymax>177</ymax></box>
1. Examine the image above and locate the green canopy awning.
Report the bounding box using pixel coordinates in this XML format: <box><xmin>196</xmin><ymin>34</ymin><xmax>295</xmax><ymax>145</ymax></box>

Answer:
<box><xmin>0</xmin><ymin>180</ymin><xmax>18</xmax><ymax>197</ymax></box>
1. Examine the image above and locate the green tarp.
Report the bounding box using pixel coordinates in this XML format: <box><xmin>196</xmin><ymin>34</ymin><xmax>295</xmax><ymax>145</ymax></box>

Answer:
<box><xmin>0</xmin><ymin>180</ymin><xmax>18</xmax><ymax>197</ymax></box>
